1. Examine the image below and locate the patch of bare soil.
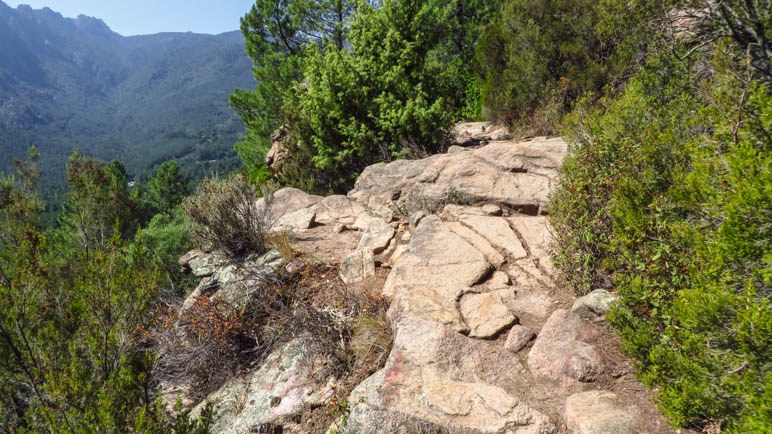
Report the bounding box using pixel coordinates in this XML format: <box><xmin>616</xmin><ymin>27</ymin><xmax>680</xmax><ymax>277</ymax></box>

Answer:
<box><xmin>289</xmin><ymin>225</ymin><xmax>362</xmax><ymax>263</ymax></box>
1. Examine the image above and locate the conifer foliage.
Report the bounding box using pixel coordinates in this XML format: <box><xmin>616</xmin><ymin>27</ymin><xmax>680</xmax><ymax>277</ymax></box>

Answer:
<box><xmin>0</xmin><ymin>152</ymin><xmax>205</xmax><ymax>432</ymax></box>
<box><xmin>231</xmin><ymin>0</ymin><xmax>495</xmax><ymax>191</ymax></box>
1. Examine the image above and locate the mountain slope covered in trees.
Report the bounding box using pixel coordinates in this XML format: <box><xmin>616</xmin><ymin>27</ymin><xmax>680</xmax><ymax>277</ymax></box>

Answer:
<box><xmin>0</xmin><ymin>1</ymin><xmax>254</xmax><ymax>209</ymax></box>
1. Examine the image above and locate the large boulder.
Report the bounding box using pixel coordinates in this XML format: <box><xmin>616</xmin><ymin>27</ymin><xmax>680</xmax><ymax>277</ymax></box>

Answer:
<box><xmin>275</xmin><ymin>207</ymin><xmax>316</xmax><ymax>230</ymax></box>
<box><xmin>348</xmin><ymin>137</ymin><xmax>567</xmax><ymax>215</ymax></box>
<box><xmin>179</xmin><ymin>250</ymin><xmax>284</xmax><ymax>319</ymax></box>
<box><xmin>473</xmin><ymin>137</ymin><xmax>566</xmax><ymax>178</ymax></box>
<box><xmin>504</xmin><ymin>325</ymin><xmax>536</xmax><ymax>353</ymax></box>
<box><xmin>527</xmin><ymin>309</ymin><xmax>604</xmax><ymax>384</ymax></box>
<box><xmin>261</xmin><ymin>187</ymin><xmax>323</xmax><ymax>225</ymax></box>
<box><xmin>179</xmin><ymin>249</ymin><xmax>227</xmax><ymax>277</ymax></box>
<box><xmin>383</xmin><ymin>216</ymin><xmax>490</xmax><ymax>332</ymax></box>
<box><xmin>312</xmin><ymin>195</ymin><xmax>366</xmax><ymax>226</ymax></box>
<box><xmin>344</xmin><ymin>404</ymin><xmax>450</xmax><ymax>434</ymax></box>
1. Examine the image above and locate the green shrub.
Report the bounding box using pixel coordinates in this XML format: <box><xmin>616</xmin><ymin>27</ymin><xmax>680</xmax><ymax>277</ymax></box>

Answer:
<box><xmin>148</xmin><ymin>160</ymin><xmax>190</xmax><ymax>214</ymax></box>
<box><xmin>475</xmin><ymin>0</ymin><xmax>673</xmax><ymax>132</ymax></box>
<box><xmin>551</xmin><ymin>49</ymin><xmax>771</xmax><ymax>430</ymax></box>
<box><xmin>281</xmin><ymin>0</ymin><xmax>489</xmax><ymax>191</ymax></box>
<box><xmin>233</xmin><ymin>0</ymin><xmax>496</xmax><ymax>192</ymax></box>
<box><xmin>132</xmin><ymin>209</ymin><xmax>194</xmax><ymax>293</ymax></box>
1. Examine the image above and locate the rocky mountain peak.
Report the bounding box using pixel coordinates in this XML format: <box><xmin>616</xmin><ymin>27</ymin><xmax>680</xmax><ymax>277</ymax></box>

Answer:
<box><xmin>74</xmin><ymin>14</ymin><xmax>113</xmax><ymax>36</ymax></box>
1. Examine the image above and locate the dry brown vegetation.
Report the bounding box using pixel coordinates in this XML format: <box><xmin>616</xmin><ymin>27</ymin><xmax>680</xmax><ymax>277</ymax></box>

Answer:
<box><xmin>183</xmin><ymin>174</ymin><xmax>274</xmax><ymax>258</ymax></box>
<box><xmin>146</xmin><ymin>261</ymin><xmax>392</xmax><ymax>404</ymax></box>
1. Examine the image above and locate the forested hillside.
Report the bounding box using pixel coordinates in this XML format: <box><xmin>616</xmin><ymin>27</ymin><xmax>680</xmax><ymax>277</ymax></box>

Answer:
<box><xmin>0</xmin><ymin>0</ymin><xmax>768</xmax><ymax>432</ymax></box>
<box><xmin>0</xmin><ymin>1</ymin><xmax>253</xmax><ymax>212</ymax></box>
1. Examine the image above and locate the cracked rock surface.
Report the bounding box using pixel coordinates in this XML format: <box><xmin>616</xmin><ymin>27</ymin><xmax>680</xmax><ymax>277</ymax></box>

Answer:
<box><xmin>176</xmin><ymin>124</ymin><xmax>679</xmax><ymax>433</ymax></box>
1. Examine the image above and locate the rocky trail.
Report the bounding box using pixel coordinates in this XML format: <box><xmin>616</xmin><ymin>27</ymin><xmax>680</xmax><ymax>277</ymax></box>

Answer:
<box><xmin>173</xmin><ymin>123</ymin><xmax>679</xmax><ymax>433</ymax></box>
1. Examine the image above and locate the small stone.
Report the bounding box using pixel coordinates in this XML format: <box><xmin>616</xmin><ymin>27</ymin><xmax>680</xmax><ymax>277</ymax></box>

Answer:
<box><xmin>504</xmin><ymin>325</ymin><xmax>535</xmax><ymax>353</ymax></box>
<box><xmin>333</xmin><ymin>223</ymin><xmax>345</xmax><ymax>233</ymax></box>
<box><xmin>275</xmin><ymin>207</ymin><xmax>316</xmax><ymax>229</ymax></box>
<box><xmin>460</xmin><ymin>291</ymin><xmax>517</xmax><ymax>338</ymax></box>
<box><xmin>340</xmin><ymin>249</ymin><xmax>375</xmax><ymax>285</ymax></box>
<box><xmin>566</xmin><ymin>344</ymin><xmax>604</xmax><ymax>382</ymax></box>
<box><xmin>572</xmin><ymin>289</ymin><xmax>619</xmax><ymax>321</ymax></box>
<box><xmin>528</xmin><ymin>309</ymin><xmax>604</xmax><ymax>383</ymax></box>
<box><xmin>447</xmin><ymin>145</ymin><xmax>465</xmax><ymax>154</ymax></box>
<box><xmin>357</xmin><ymin>217</ymin><xmax>395</xmax><ymax>254</ymax></box>
<box><xmin>284</xmin><ymin>259</ymin><xmax>303</xmax><ymax>274</ymax></box>
<box><xmin>409</xmin><ymin>210</ymin><xmax>427</xmax><ymax>231</ymax></box>
<box><xmin>481</xmin><ymin>204</ymin><xmax>502</xmax><ymax>216</ymax></box>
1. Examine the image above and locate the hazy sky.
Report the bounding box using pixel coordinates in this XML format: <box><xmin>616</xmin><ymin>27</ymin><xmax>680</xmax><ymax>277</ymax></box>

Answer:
<box><xmin>6</xmin><ymin>1</ymin><xmax>256</xmax><ymax>35</ymax></box>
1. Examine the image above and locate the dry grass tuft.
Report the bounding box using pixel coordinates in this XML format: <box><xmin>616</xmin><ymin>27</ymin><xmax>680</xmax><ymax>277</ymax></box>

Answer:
<box><xmin>183</xmin><ymin>174</ymin><xmax>274</xmax><ymax>259</ymax></box>
<box><xmin>268</xmin><ymin>230</ymin><xmax>296</xmax><ymax>262</ymax></box>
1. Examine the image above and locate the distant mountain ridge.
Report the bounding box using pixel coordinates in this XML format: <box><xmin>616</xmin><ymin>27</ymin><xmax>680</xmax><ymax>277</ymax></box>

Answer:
<box><xmin>0</xmin><ymin>1</ymin><xmax>254</xmax><ymax>207</ymax></box>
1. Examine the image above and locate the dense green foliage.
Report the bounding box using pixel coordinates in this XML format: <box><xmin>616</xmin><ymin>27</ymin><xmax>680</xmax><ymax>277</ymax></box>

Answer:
<box><xmin>549</xmin><ymin>2</ymin><xmax>771</xmax><ymax>429</ymax></box>
<box><xmin>0</xmin><ymin>150</ymin><xmax>209</xmax><ymax>432</ymax></box>
<box><xmin>475</xmin><ymin>0</ymin><xmax>677</xmax><ymax>134</ymax></box>
<box><xmin>231</xmin><ymin>0</ymin><xmax>496</xmax><ymax>191</ymax></box>
<box><xmin>228</xmin><ymin>0</ymin><xmax>361</xmax><ymax>161</ymax></box>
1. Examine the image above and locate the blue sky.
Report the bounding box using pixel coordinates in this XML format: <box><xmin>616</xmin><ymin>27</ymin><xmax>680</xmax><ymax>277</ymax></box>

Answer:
<box><xmin>6</xmin><ymin>1</ymin><xmax>256</xmax><ymax>35</ymax></box>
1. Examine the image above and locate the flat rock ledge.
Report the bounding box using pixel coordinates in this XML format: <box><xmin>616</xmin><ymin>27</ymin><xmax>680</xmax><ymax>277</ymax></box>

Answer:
<box><xmin>173</xmin><ymin>123</ymin><xmax>677</xmax><ymax>434</ymax></box>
